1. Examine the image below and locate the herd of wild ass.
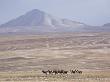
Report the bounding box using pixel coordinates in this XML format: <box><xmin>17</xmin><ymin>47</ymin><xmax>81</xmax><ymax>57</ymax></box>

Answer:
<box><xmin>42</xmin><ymin>69</ymin><xmax>82</xmax><ymax>75</ymax></box>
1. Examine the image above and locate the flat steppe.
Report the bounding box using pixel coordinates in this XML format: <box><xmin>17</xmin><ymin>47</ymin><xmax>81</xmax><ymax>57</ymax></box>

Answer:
<box><xmin>0</xmin><ymin>32</ymin><xmax>110</xmax><ymax>82</ymax></box>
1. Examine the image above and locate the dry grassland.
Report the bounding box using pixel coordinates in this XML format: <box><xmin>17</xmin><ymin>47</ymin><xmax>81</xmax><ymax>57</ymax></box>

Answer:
<box><xmin>0</xmin><ymin>32</ymin><xmax>110</xmax><ymax>82</ymax></box>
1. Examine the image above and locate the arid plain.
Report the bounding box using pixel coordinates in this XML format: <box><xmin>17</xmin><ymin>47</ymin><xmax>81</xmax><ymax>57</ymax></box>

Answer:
<box><xmin>0</xmin><ymin>32</ymin><xmax>110</xmax><ymax>82</ymax></box>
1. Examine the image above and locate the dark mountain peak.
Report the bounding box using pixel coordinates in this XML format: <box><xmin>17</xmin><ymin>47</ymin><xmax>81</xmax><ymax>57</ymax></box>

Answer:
<box><xmin>26</xmin><ymin>9</ymin><xmax>45</xmax><ymax>16</ymax></box>
<box><xmin>30</xmin><ymin>9</ymin><xmax>43</xmax><ymax>12</ymax></box>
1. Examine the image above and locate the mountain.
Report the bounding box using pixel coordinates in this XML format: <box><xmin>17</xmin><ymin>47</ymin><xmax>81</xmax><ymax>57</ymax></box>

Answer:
<box><xmin>0</xmin><ymin>9</ymin><xmax>109</xmax><ymax>33</ymax></box>
<box><xmin>100</xmin><ymin>23</ymin><xmax>110</xmax><ymax>31</ymax></box>
<box><xmin>103</xmin><ymin>23</ymin><xmax>110</xmax><ymax>27</ymax></box>
<box><xmin>0</xmin><ymin>9</ymin><xmax>89</xmax><ymax>33</ymax></box>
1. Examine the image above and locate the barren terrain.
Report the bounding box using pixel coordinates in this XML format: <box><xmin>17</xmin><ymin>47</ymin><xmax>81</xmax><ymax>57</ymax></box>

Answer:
<box><xmin>0</xmin><ymin>32</ymin><xmax>110</xmax><ymax>81</ymax></box>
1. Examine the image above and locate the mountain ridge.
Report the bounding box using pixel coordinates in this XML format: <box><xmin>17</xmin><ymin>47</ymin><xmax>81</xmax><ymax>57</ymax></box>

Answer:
<box><xmin>0</xmin><ymin>9</ymin><xmax>110</xmax><ymax>33</ymax></box>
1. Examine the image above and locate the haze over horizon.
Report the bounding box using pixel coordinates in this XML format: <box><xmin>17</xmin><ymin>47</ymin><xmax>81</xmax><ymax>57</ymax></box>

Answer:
<box><xmin>0</xmin><ymin>0</ymin><xmax>110</xmax><ymax>26</ymax></box>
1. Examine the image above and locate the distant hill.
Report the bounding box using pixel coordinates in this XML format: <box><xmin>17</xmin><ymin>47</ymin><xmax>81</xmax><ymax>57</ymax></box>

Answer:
<box><xmin>103</xmin><ymin>23</ymin><xmax>110</xmax><ymax>27</ymax></box>
<box><xmin>0</xmin><ymin>9</ymin><xmax>110</xmax><ymax>33</ymax></box>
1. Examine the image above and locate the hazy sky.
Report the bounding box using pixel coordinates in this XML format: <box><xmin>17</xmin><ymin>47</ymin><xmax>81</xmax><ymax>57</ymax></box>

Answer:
<box><xmin>0</xmin><ymin>0</ymin><xmax>110</xmax><ymax>26</ymax></box>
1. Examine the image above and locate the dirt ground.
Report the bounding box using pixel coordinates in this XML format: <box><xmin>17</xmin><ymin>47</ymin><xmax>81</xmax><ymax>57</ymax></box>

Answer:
<box><xmin>0</xmin><ymin>32</ymin><xmax>110</xmax><ymax>81</ymax></box>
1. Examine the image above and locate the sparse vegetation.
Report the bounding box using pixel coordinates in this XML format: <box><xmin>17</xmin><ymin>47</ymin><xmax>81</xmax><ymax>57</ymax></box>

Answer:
<box><xmin>0</xmin><ymin>71</ymin><xmax>110</xmax><ymax>82</ymax></box>
<box><xmin>0</xmin><ymin>33</ymin><xmax>110</xmax><ymax>81</ymax></box>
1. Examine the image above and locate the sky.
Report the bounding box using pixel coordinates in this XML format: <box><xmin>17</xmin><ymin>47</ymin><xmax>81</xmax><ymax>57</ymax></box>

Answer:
<box><xmin>0</xmin><ymin>0</ymin><xmax>110</xmax><ymax>26</ymax></box>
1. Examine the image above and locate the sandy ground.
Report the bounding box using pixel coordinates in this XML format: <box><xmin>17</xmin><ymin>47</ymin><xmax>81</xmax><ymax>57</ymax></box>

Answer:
<box><xmin>0</xmin><ymin>32</ymin><xmax>110</xmax><ymax>81</ymax></box>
